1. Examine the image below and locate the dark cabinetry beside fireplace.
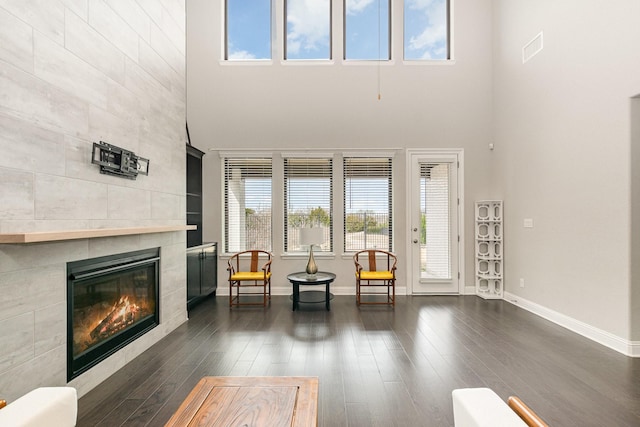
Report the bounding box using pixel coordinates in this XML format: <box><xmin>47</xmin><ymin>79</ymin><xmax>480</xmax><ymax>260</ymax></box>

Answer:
<box><xmin>186</xmin><ymin>144</ymin><xmax>205</xmax><ymax>248</ymax></box>
<box><xmin>187</xmin><ymin>242</ymin><xmax>217</xmax><ymax>310</ymax></box>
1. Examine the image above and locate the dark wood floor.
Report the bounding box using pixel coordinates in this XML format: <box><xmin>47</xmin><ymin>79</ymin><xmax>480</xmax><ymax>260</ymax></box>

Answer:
<box><xmin>77</xmin><ymin>295</ymin><xmax>640</xmax><ymax>426</ymax></box>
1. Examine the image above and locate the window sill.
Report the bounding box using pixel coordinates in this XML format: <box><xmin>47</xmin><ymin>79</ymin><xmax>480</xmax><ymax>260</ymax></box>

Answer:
<box><xmin>281</xmin><ymin>252</ymin><xmax>336</xmax><ymax>260</ymax></box>
<box><xmin>219</xmin><ymin>60</ymin><xmax>274</xmax><ymax>66</ymax></box>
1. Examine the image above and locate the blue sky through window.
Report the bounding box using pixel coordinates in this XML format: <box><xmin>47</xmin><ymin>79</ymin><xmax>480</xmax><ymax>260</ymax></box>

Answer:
<box><xmin>345</xmin><ymin>0</ymin><xmax>389</xmax><ymax>60</ymax></box>
<box><xmin>226</xmin><ymin>0</ymin><xmax>271</xmax><ymax>59</ymax></box>
<box><xmin>404</xmin><ymin>0</ymin><xmax>448</xmax><ymax>60</ymax></box>
<box><xmin>243</xmin><ymin>178</ymin><xmax>272</xmax><ymax>211</ymax></box>
<box><xmin>345</xmin><ymin>178</ymin><xmax>389</xmax><ymax>213</ymax></box>
<box><xmin>286</xmin><ymin>0</ymin><xmax>331</xmax><ymax>60</ymax></box>
<box><xmin>225</xmin><ymin>0</ymin><xmax>448</xmax><ymax>60</ymax></box>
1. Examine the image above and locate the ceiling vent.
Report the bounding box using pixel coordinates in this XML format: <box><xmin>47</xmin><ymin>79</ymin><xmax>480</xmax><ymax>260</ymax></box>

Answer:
<box><xmin>522</xmin><ymin>32</ymin><xmax>543</xmax><ymax>63</ymax></box>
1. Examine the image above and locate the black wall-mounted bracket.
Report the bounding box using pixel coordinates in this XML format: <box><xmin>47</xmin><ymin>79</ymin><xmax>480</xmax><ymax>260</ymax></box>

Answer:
<box><xmin>91</xmin><ymin>141</ymin><xmax>149</xmax><ymax>180</ymax></box>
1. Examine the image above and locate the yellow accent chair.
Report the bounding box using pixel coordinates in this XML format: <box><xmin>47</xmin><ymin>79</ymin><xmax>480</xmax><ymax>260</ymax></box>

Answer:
<box><xmin>353</xmin><ymin>249</ymin><xmax>397</xmax><ymax>306</ymax></box>
<box><xmin>227</xmin><ymin>250</ymin><xmax>272</xmax><ymax>308</ymax></box>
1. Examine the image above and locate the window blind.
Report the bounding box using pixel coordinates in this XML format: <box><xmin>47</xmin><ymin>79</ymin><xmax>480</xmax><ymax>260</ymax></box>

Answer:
<box><xmin>344</xmin><ymin>157</ymin><xmax>393</xmax><ymax>252</ymax></box>
<box><xmin>283</xmin><ymin>157</ymin><xmax>333</xmax><ymax>252</ymax></box>
<box><xmin>224</xmin><ymin>157</ymin><xmax>272</xmax><ymax>253</ymax></box>
<box><xmin>420</xmin><ymin>162</ymin><xmax>450</xmax><ymax>280</ymax></box>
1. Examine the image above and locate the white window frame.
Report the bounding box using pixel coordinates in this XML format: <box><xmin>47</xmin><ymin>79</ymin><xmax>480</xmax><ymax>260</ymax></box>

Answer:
<box><xmin>283</xmin><ymin>153</ymin><xmax>334</xmax><ymax>254</ymax></box>
<box><xmin>343</xmin><ymin>155</ymin><xmax>394</xmax><ymax>252</ymax></box>
<box><xmin>221</xmin><ymin>154</ymin><xmax>273</xmax><ymax>254</ymax></box>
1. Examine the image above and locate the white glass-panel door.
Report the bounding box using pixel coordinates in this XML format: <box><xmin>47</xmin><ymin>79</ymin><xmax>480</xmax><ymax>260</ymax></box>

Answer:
<box><xmin>409</xmin><ymin>152</ymin><xmax>460</xmax><ymax>294</ymax></box>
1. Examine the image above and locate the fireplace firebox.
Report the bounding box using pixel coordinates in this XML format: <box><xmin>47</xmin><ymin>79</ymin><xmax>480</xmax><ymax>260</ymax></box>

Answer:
<box><xmin>67</xmin><ymin>248</ymin><xmax>160</xmax><ymax>381</ymax></box>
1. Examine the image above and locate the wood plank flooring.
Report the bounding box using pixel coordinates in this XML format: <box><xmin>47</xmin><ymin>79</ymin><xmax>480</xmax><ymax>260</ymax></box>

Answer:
<box><xmin>77</xmin><ymin>295</ymin><xmax>640</xmax><ymax>426</ymax></box>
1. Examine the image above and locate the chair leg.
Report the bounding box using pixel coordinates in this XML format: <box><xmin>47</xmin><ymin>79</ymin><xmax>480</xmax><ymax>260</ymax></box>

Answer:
<box><xmin>387</xmin><ymin>280</ymin><xmax>390</xmax><ymax>304</ymax></box>
<box><xmin>391</xmin><ymin>279</ymin><xmax>395</xmax><ymax>307</ymax></box>
<box><xmin>263</xmin><ymin>280</ymin><xmax>267</xmax><ymax>307</ymax></box>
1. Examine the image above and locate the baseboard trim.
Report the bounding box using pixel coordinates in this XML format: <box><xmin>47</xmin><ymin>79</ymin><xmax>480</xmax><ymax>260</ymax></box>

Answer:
<box><xmin>463</xmin><ymin>285</ymin><xmax>476</xmax><ymax>295</ymax></box>
<box><xmin>504</xmin><ymin>292</ymin><xmax>640</xmax><ymax>357</ymax></box>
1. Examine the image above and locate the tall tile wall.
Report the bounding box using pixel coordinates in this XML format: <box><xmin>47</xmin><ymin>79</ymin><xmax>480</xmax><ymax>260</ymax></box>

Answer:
<box><xmin>0</xmin><ymin>0</ymin><xmax>187</xmax><ymax>401</ymax></box>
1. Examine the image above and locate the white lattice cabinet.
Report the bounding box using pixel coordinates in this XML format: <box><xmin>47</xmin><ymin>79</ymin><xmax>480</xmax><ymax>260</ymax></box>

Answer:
<box><xmin>475</xmin><ymin>200</ymin><xmax>503</xmax><ymax>299</ymax></box>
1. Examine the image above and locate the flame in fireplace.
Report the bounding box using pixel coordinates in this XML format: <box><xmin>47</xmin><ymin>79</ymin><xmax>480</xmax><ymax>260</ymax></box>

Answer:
<box><xmin>74</xmin><ymin>295</ymin><xmax>151</xmax><ymax>356</ymax></box>
<box><xmin>93</xmin><ymin>296</ymin><xmax>141</xmax><ymax>339</ymax></box>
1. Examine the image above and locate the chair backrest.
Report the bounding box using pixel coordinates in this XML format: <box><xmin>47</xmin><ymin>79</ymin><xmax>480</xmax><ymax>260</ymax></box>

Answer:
<box><xmin>228</xmin><ymin>250</ymin><xmax>272</xmax><ymax>274</ymax></box>
<box><xmin>353</xmin><ymin>250</ymin><xmax>397</xmax><ymax>273</ymax></box>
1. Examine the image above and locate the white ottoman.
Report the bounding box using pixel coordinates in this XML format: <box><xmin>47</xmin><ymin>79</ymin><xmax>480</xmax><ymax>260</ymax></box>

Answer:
<box><xmin>452</xmin><ymin>388</ymin><xmax>527</xmax><ymax>427</ymax></box>
<box><xmin>0</xmin><ymin>387</ymin><xmax>77</xmax><ymax>427</ymax></box>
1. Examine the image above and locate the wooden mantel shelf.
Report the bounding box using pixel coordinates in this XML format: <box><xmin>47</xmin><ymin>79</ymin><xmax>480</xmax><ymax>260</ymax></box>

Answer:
<box><xmin>0</xmin><ymin>225</ymin><xmax>197</xmax><ymax>244</ymax></box>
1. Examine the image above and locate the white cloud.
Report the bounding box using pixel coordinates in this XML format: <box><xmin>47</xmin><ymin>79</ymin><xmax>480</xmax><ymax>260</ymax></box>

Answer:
<box><xmin>346</xmin><ymin>0</ymin><xmax>375</xmax><ymax>15</ymax></box>
<box><xmin>286</xmin><ymin>0</ymin><xmax>330</xmax><ymax>55</ymax></box>
<box><xmin>228</xmin><ymin>50</ymin><xmax>256</xmax><ymax>60</ymax></box>
<box><xmin>409</xmin><ymin>23</ymin><xmax>447</xmax><ymax>51</ymax></box>
<box><xmin>406</xmin><ymin>0</ymin><xmax>438</xmax><ymax>9</ymax></box>
<box><xmin>406</xmin><ymin>0</ymin><xmax>447</xmax><ymax>56</ymax></box>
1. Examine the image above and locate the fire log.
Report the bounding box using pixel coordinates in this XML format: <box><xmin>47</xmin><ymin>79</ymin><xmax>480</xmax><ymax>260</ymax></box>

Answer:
<box><xmin>90</xmin><ymin>297</ymin><xmax>139</xmax><ymax>340</ymax></box>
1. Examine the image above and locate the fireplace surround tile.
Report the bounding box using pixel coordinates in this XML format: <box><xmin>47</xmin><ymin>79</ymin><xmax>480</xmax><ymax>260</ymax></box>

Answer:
<box><xmin>64</xmin><ymin>8</ymin><xmax>129</xmax><ymax>85</ymax></box>
<box><xmin>1</xmin><ymin>346</ymin><xmax>66</xmax><ymax>401</ymax></box>
<box><xmin>87</xmin><ymin>234</ymin><xmax>142</xmax><ymax>259</ymax></box>
<box><xmin>151</xmin><ymin>191</ymin><xmax>184</xmax><ymax>220</ymax></box>
<box><xmin>0</xmin><ymin>60</ymin><xmax>90</xmax><ymax>137</ymax></box>
<box><xmin>0</xmin><ymin>0</ymin><xmax>185</xmax><ymax>403</ymax></box>
<box><xmin>88</xmin><ymin>103</ymin><xmax>139</xmax><ymax>149</ymax></box>
<box><xmin>0</xmin><ymin>313</ymin><xmax>34</xmax><ymax>373</ymax></box>
<box><xmin>35</xmin><ymin>175</ymin><xmax>108</xmax><ymax>220</ymax></box>
<box><xmin>0</xmin><ymin>241</ymin><xmax>87</xmax><ymax>271</ymax></box>
<box><xmin>0</xmin><ymin>7</ymin><xmax>34</xmax><ymax>73</ymax></box>
<box><xmin>0</xmin><ymin>114</ymin><xmax>66</xmax><ymax>176</ymax></box>
<box><xmin>0</xmin><ymin>168</ymin><xmax>34</xmax><ymax>220</ymax></box>
<box><xmin>34</xmin><ymin>30</ymin><xmax>116</xmax><ymax>109</ymax></box>
<box><xmin>0</xmin><ymin>264</ymin><xmax>65</xmax><ymax>320</ymax></box>
<box><xmin>0</xmin><ymin>1</ymin><xmax>64</xmax><ymax>45</ymax></box>
<box><xmin>107</xmin><ymin>186</ymin><xmax>152</xmax><ymax>220</ymax></box>
<box><xmin>88</xmin><ymin>0</ymin><xmax>139</xmax><ymax>63</ymax></box>
<box><xmin>34</xmin><ymin>301</ymin><xmax>66</xmax><ymax>356</ymax></box>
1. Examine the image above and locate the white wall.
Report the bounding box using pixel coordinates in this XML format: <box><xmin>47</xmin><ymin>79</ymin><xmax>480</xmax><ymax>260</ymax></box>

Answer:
<box><xmin>631</xmin><ymin>96</ymin><xmax>640</xmax><ymax>341</ymax></box>
<box><xmin>0</xmin><ymin>0</ymin><xmax>187</xmax><ymax>400</ymax></box>
<box><xmin>187</xmin><ymin>0</ymin><xmax>494</xmax><ymax>291</ymax></box>
<box><xmin>493</xmin><ymin>0</ymin><xmax>640</xmax><ymax>342</ymax></box>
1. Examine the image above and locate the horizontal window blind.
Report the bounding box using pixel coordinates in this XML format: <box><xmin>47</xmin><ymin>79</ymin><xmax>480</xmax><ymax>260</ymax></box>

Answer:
<box><xmin>420</xmin><ymin>162</ymin><xmax>450</xmax><ymax>280</ymax></box>
<box><xmin>284</xmin><ymin>157</ymin><xmax>333</xmax><ymax>252</ymax></box>
<box><xmin>344</xmin><ymin>157</ymin><xmax>393</xmax><ymax>252</ymax></box>
<box><xmin>224</xmin><ymin>157</ymin><xmax>272</xmax><ymax>253</ymax></box>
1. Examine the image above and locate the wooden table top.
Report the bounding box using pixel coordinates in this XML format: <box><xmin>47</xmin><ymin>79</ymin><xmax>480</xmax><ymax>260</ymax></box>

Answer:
<box><xmin>165</xmin><ymin>376</ymin><xmax>319</xmax><ymax>427</ymax></box>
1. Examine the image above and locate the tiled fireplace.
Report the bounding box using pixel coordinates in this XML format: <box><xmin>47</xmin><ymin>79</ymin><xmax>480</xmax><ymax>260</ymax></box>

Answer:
<box><xmin>67</xmin><ymin>248</ymin><xmax>160</xmax><ymax>381</ymax></box>
<box><xmin>0</xmin><ymin>232</ymin><xmax>189</xmax><ymax>402</ymax></box>
<box><xmin>0</xmin><ymin>0</ymin><xmax>187</xmax><ymax>403</ymax></box>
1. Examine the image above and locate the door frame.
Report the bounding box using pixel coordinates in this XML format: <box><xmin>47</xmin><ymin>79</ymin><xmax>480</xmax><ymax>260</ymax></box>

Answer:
<box><xmin>405</xmin><ymin>149</ymin><xmax>465</xmax><ymax>294</ymax></box>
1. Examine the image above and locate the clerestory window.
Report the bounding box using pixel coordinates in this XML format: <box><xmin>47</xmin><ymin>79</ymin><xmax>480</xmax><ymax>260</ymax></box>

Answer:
<box><xmin>344</xmin><ymin>0</ymin><xmax>390</xmax><ymax>60</ymax></box>
<box><xmin>225</xmin><ymin>0</ymin><xmax>272</xmax><ymax>60</ymax></box>
<box><xmin>404</xmin><ymin>0</ymin><xmax>450</xmax><ymax>60</ymax></box>
<box><xmin>285</xmin><ymin>0</ymin><xmax>332</xmax><ymax>60</ymax></box>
